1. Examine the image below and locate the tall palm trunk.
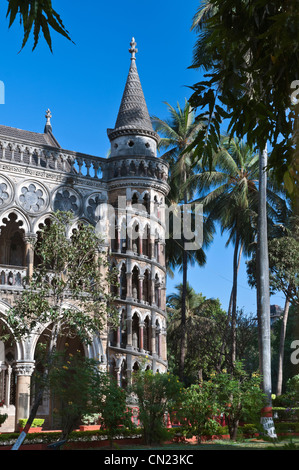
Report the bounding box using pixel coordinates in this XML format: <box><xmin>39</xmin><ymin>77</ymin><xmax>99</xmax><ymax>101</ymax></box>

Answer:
<box><xmin>276</xmin><ymin>285</ymin><xmax>291</xmax><ymax>396</ymax></box>
<box><xmin>257</xmin><ymin>144</ymin><xmax>272</xmax><ymax>406</ymax></box>
<box><xmin>179</xmin><ymin>181</ymin><xmax>188</xmax><ymax>382</ymax></box>
<box><xmin>217</xmin><ymin>241</ymin><xmax>243</xmax><ymax>371</ymax></box>
<box><xmin>231</xmin><ymin>233</ymin><xmax>240</xmax><ymax>367</ymax></box>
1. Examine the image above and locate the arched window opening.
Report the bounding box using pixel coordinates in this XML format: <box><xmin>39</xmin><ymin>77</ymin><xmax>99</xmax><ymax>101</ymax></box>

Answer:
<box><xmin>120</xmin><ymin>309</ymin><xmax>127</xmax><ymax>348</ymax></box>
<box><xmin>0</xmin><ymin>213</ymin><xmax>25</xmax><ymax>268</ymax></box>
<box><xmin>120</xmin><ymin>264</ymin><xmax>127</xmax><ymax>300</ymax></box>
<box><xmin>155</xmin><ymin>320</ymin><xmax>160</xmax><ymax>356</ymax></box>
<box><xmin>120</xmin><ymin>360</ymin><xmax>127</xmax><ymax>389</ymax></box>
<box><xmin>143</xmin><ymin>269</ymin><xmax>150</xmax><ymax>303</ymax></box>
<box><xmin>132</xmin><ymin>266</ymin><xmax>140</xmax><ymax>300</ymax></box>
<box><xmin>142</xmin><ymin>225</ymin><xmax>150</xmax><ymax>257</ymax></box>
<box><xmin>143</xmin><ymin>316</ymin><xmax>151</xmax><ymax>353</ymax></box>
<box><xmin>143</xmin><ymin>193</ymin><xmax>150</xmax><ymax>214</ymax></box>
<box><xmin>132</xmin><ymin>313</ymin><xmax>140</xmax><ymax>350</ymax></box>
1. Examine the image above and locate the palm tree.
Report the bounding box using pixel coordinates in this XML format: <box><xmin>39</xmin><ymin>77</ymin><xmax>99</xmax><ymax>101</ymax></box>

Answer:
<box><xmin>167</xmin><ymin>282</ymin><xmax>221</xmax><ymax>382</ymax></box>
<box><xmin>152</xmin><ymin>100</ymin><xmax>211</xmax><ymax>381</ymax></box>
<box><xmin>187</xmin><ymin>136</ymin><xmax>260</xmax><ymax>368</ymax></box>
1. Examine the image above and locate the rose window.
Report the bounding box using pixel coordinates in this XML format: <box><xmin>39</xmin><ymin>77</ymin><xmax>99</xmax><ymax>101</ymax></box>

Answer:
<box><xmin>19</xmin><ymin>183</ymin><xmax>45</xmax><ymax>212</ymax></box>
<box><xmin>0</xmin><ymin>182</ymin><xmax>9</xmax><ymax>206</ymax></box>
<box><xmin>54</xmin><ymin>189</ymin><xmax>79</xmax><ymax>214</ymax></box>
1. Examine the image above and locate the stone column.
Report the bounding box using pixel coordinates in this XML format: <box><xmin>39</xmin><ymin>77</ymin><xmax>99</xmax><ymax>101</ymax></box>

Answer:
<box><xmin>14</xmin><ymin>361</ymin><xmax>35</xmax><ymax>431</ymax></box>
<box><xmin>138</xmin><ymin>275</ymin><xmax>144</xmax><ymax>302</ymax></box>
<box><xmin>115</xmin><ymin>226</ymin><xmax>121</xmax><ymax>253</ymax></box>
<box><xmin>151</xmin><ymin>324</ymin><xmax>156</xmax><ymax>357</ymax></box>
<box><xmin>126</xmin><ymin>271</ymin><xmax>132</xmax><ymax>299</ymax></box>
<box><xmin>126</xmin><ymin>306</ymin><xmax>132</xmax><ymax>349</ymax></box>
<box><xmin>23</xmin><ymin>234</ymin><xmax>36</xmax><ymax>279</ymax></box>
<box><xmin>5</xmin><ymin>365</ymin><xmax>12</xmax><ymax>407</ymax></box>
<box><xmin>139</xmin><ymin>321</ymin><xmax>144</xmax><ymax>351</ymax></box>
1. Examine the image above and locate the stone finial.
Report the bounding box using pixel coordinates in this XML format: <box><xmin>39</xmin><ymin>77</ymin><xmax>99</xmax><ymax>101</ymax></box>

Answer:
<box><xmin>129</xmin><ymin>37</ymin><xmax>138</xmax><ymax>60</ymax></box>
<box><xmin>45</xmin><ymin>108</ymin><xmax>52</xmax><ymax>125</ymax></box>
<box><xmin>44</xmin><ymin>108</ymin><xmax>52</xmax><ymax>133</ymax></box>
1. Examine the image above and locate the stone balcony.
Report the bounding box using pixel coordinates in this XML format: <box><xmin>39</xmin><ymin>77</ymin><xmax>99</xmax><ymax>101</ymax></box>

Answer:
<box><xmin>0</xmin><ymin>265</ymin><xmax>27</xmax><ymax>289</ymax></box>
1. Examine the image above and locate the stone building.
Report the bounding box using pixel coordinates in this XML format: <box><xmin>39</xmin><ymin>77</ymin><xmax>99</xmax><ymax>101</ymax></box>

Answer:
<box><xmin>0</xmin><ymin>39</ymin><xmax>169</xmax><ymax>431</ymax></box>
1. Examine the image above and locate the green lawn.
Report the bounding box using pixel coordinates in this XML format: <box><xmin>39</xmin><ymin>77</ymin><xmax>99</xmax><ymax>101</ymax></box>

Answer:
<box><xmin>84</xmin><ymin>437</ymin><xmax>299</xmax><ymax>451</ymax></box>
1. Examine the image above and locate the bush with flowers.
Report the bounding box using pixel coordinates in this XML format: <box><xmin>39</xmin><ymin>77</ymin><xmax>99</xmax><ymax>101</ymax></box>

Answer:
<box><xmin>177</xmin><ymin>380</ymin><xmax>221</xmax><ymax>443</ymax></box>
<box><xmin>0</xmin><ymin>399</ymin><xmax>8</xmax><ymax>426</ymax></box>
<box><xmin>129</xmin><ymin>370</ymin><xmax>183</xmax><ymax>445</ymax></box>
<box><xmin>47</xmin><ymin>349</ymin><xmax>120</xmax><ymax>442</ymax></box>
<box><xmin>209</xmin><ymin>362</ymin><xmax>267</xmax><ymax>440</ymax></box>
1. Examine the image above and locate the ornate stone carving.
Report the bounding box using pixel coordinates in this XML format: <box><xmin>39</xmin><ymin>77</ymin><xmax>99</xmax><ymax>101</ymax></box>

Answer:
<box><xmin>0</xmin><ymin>175</ymin><xmax>13</xmax><ymax>208</ymax></box>
<box><xmin>53</xmin><ymin>187</ymin><xmax>81</xmax><ymax>215</ymax></box>
<box><xmin>14</xmin><ymin>361</ymin><xmax>35</xmax><ymax>376</ymax></box>
<box><xmin>18</xmin><ymin>181</ymin><xmax>47</xmax><ymax>213</ymax></box>
<box><xmin>86</xmin><ymin>193</ymin><xmax>106</xmax><ymax>221</ymax></box>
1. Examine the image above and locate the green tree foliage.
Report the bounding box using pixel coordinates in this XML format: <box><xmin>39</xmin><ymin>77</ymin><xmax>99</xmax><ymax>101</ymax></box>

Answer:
<box><xmin>178</xmin><ymin>381</ymin><xmax>220</xmax><ymax>443</ymax></box>
<box><xmin>6</xmin><ymin>0</ymin><xmax>72</xmax><ymax>51</ymax></box>
<box><xmin>45</xmin><ymin>351</ymin><xmax>107</xmax><ymax>441</ymax></box>
<box><xmin>209</xmin><ymin>363</ymin><xmax>266</xmax><ymax>440</ymax></box>
<box><xmin>99</xmin><ymin>376</ymin><xmax>133</xmax><ymax>447</ymax></box>
<box><xmin>167</xmin><ymin>282</ymin><xmax>226</xmax><ymax>382</ymax></box>
<box><xmin>189</xmin><ymin>0</ymin><xmax>299</xmax><ymax>192</ymax></box>
<box><xmin>247</xmin><ymin>220</ymin><xmax>299</xmax><ymax>307</ymax></box>
<box><xmin>129</xmin><ymin>369</ymin><xmax>182</xmax><ymax>446</ymax></box>
<box><xmin>152</xmin><ymin>100</ymin><xmax>211</xmax><ymax>381</ymax></box>
<box><xmin>8</xmin><ymin>211</ymin><xmax>117</xmax><ymax>447</ymax></box>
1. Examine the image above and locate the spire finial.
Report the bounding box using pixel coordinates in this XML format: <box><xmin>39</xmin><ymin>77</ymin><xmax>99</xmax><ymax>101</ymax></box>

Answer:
<box><xmin>44</xmin><ymin>108</ymin><xmax>52</xmax><ymax>133</ymax></box>
<box><xmin>129</xmin><ymin>37</ymin><xmax>138</xmax><ymax>60</ymax></box>
<box><xmin>45</xmin><ymin>108</ymin><xmax>52</xmax><ymax>125</ymax></box>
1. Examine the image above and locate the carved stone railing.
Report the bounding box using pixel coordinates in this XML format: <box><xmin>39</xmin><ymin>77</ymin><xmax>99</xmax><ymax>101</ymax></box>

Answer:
<box><xmin>0</xmin><ymin>139</ymin><xmax>107</xmax><ymax>181</ymax></box>
<box><xmin>107</xmin><ymin>156</ymin><xmax>168</xmax><ymax>183</ymax></box>
<box><xmin>0</xmin><ymin>265</ymin><xmax>27</xmax><ymax>288</ymax></box>
<box><xmin>0</xmin><ymin>138</ymin><xmax>169</xmax><ymax>186</ymax></box>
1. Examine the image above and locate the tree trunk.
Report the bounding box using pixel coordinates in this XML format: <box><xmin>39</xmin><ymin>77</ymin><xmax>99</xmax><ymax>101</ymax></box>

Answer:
<box><xmin>179</xmin><ymin>183</ymin><xmax>188</xmax><ymax>383</ymax></box>
<box><xmin>217</xmin><ymin>241</ymin><xmax>243</xmax><ymax>371</ymax></box>
<box><xmin>276</xmin><ymin>287</ymin><xmax>291</xmax><ymax>396</ymax></box>
<box><xmin>257</xmin><ymin>145</ymin><xmax>274</xmax><ymax>421</ymax></box>
<box><xmin>231</xmin><ymin>234</ymin><xmax>240</xmax><ymax>366</ymax></box>
<box><xmin>179</xmin><ymin>246</ymin><xmax>187</xmax><ymax>382</ymax></box>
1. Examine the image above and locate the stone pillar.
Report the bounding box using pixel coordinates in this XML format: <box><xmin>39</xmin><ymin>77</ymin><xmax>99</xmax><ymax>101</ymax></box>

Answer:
<box><xmin>139</xmin><ymin>321</ymin><xmax>144</xmax><ymax>351</ymax></box>
<box><xmin>116</xmin><ymin>226</ymin><xmax>121</xmax><ymax>253</ymax></box>
<box><xmin>126</xmin><ymin>306</ymin><xmax>132</xmax><ymax>349</ymax></box>
<box><xmin>151</xmin><ymin>324</ymin><xmax>156</xmax><ymax>357</ymax></box>
<box><xmin>23</xmin><ymin>234</ymin><xmax>36</xmax><ymax>279</ymax></box>
<box><xmin>5</xmin><ymin>365</ymin><xmax>12</xmax><ymax>407</ymax></box>
<box><xmin>126</xmin><ymin>271</ymin><xmax>132</xmax><ymax>299</ymax></box>
<box><xmin>138</xmin><ymin>275</ymin><xmax>143</xmax><ymax>302</ymax></box>
<box><xmin>14</xmin><ymin>361</ymin><xmax>35</xmax><ymax>431</ymax></box>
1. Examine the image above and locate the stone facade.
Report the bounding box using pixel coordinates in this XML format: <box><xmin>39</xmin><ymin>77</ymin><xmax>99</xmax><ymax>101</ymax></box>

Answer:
<box><xmin>0</xmin><ymin>39</ymin><xmax>169</xmax><ymax>431</ymax></box>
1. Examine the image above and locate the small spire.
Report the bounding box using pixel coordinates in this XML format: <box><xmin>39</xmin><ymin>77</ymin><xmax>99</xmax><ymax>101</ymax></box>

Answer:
<box><xmin>44</xmin><ymin>108</ymin><xmax>52</xmax><ymax>133</ymax></box>
<box><xmin>129</xmin><ymin>37</ymin><xmax>138</xmax><ymax>60</ymax></box>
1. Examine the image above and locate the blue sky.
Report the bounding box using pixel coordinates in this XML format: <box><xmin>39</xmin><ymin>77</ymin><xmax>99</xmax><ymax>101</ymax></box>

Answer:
<box><xmin>0</xmin><ymin>0</ymin><xmax>285</xmax><ymax>314</ymax></box>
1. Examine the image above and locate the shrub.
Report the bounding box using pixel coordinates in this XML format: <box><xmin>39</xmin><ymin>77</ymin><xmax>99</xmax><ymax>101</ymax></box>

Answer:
<box><xmin>129</xmin><ymin>370</ymin><xmax>182</xmax><ymax>446</ymax></box>
<box><xmin>19</xmin><ymin>418</ymin><xmax>44</xmax><ymax>428</ymax></box>
<box><xmin>178</xmin><ymin>382</ymin><xmax>221</xmax><ymax>443</ymax></box>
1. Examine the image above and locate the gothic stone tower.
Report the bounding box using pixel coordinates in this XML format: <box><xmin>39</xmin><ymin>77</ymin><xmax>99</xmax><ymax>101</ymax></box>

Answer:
<box><xmin>106</xmin><ymin>38</ymin><xmax>169</xmax><ymax>385</ymax></box>
<box><xmin>0</xmin><ymin>38</ymin><xmax>169</xmax><ymax>431</ymax></box>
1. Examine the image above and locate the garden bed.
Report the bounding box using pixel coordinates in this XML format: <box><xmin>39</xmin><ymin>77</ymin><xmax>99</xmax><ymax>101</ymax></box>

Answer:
<box><xmin>1</xmin><ymin>422</ymin><xmax>299</xmax><ymax>450</ymax></box>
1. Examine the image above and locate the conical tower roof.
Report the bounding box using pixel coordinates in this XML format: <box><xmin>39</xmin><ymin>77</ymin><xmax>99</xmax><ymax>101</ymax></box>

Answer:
<box><xmin>107</xmin><ymin>38</ymin><xmax>158</xmax><ymax>142</ymax></box>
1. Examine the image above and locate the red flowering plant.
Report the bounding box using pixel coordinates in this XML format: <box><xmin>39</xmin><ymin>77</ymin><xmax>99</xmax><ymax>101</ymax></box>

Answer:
<box><xmin>178</xmin><ymin>380</ymin><xmax>220</xmax><ymax>443</ymax></box>
<box><xmin>0</xmin><ymin>399</ymin><xmax>8</xmax><ymax>425</ymax></box>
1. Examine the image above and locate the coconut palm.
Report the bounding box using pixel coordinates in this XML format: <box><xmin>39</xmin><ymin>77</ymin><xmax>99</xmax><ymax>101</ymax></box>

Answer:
<box><xmin>152</xmin><ymin>100</ymin><xmax>212</xmax><ymax>381</ymax></box>
<box><xmin>188</xmin><ymin>136</ymin><xmax>287</xmax><ymax>369</ymax></box>
<box><xmin>187</xmin><ymin>136</ymin><xmax>261</xmax><ymax>369</ymax></box>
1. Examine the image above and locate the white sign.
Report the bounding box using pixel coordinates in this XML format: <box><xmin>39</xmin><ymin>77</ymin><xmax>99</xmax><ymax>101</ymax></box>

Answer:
<box><xmin>261</xmin><ymin>417</ymin><xmax>277</xmax><ymax>439</ymax></box>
